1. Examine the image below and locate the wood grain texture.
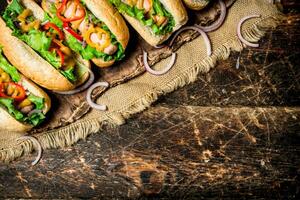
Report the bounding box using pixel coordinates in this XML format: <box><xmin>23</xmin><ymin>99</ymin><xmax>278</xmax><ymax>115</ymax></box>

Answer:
<box><xmin>1</xmin><ymin>2</ymin><xmax>300</xmax><ymax>199</ymax></box>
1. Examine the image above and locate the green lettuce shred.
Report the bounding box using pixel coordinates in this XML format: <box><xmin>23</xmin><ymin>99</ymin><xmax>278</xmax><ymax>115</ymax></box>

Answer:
<box><xmin>0</xmin><ymin>48</ymin><xmax>21</xmax><ymax>82</ymax></box>
<box><xmin>0</xmin><ymin>98</ymin><xmax>24</xmax><ymax>121</ymax></box>
<box><xmin>1</xmin><ymin>0</ymin><xmax>77</xmax><ymax>82</ymax></box>
<box><xmin>44</xmin><ymin>1</ymin><xmax>125</xmax><ymax>63</ymax></box>
<box><xmin>109</xmin><ymin>0</ymin><xmax>175</xmax><ymax>35</ymax></box>
<box><xmin>27</xmin><ymin>94</ymin><xmax>45</xmax><ymax>110</ymax></box>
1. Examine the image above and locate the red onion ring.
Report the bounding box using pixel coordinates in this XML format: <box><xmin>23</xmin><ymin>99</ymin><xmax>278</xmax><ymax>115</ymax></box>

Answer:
<box><xmin>154</xmin><ymin>45</ymin><xmax>166</xmax><ymax>49</ymax></box>
<box><xmin>53</xmin><ymin>68</ymin><xmax>95</xmax><ymax>95</ymax></box>
<box><xmin>226</xmin><ymin>0</ymin><xmax>236</xmax><ymax>7</ymax></box>
<box><xmin>196</xmin><ymin>0</ymin><xmax>227</xmax><ymax>32</ymax></box>
<box><xmin>237</xmin><ymin>15</ymin><xmax>261</xmax><ymax>47</ymax></box>
<box><xmin>41</xmin><ymin>20</ymin><xmax>50</xmax><ymax>26</ymax></box>
<box><xmin>17</xmin><ymin>136</ymin><xmax>42</xmax><ymax>166</ymax></box>
<box><xmin>169</xmin><ymin>26</ymin><xmax>212</xmax><ymax>56</ymax></box>
<box><xmin>41</xmin><ymin>20</ymin><xmax>49</xmax><ymax>26</ymax></box>
<box><xmin>143</xmin><ymin>50</ymin><xmax>177</xmax><ymax>76</ymax></box>
<box><xmin>28</xmin><ymin>109</ymin><xmax>42</xmax><ymax>117</ymax></box>
<box><xmin>236</xmin><ymin>55</ymin><xmax>240</xmax><ymax>69</ymax></box>
<box><xmin>86</xmin><ymin>82</ymin><xmax>109</xmax><ymax>111</ymax></box>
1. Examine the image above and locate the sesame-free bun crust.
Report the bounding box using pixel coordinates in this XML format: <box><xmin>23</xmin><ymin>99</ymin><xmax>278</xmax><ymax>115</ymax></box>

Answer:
<box><xmin>121</xmin><ymin>0</ymin><xmax>188</xmax><ymax>46</ymax></box>
<box><xmin>0</xmin><ymin>75</ymin><xmax>51</xmax><ymax>132</ymax></box>
<box><xmin>183</xmin><ymin>0</ymin><xmax>210</xmax><ymax>10</ymax></box>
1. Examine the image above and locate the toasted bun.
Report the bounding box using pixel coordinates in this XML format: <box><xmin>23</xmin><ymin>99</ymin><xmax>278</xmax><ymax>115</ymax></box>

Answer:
<box><xmin>122</xmin><ymin>0</ymin><xmax>188</xmax><ymax>46</ymax></box>
<box><xmin>0</xmin><ymin>0</ymin><xmax>91</xmax><ymax>91</ymax></box>
<box><xmin>183</xmin><ymin>0</ymin><xmax>210</xmax><ymax>10</ymax></box>
<box><xmin>0</xmin><ymin>75</ymin><xmax>51</xmax><ymax>132</ymax></box>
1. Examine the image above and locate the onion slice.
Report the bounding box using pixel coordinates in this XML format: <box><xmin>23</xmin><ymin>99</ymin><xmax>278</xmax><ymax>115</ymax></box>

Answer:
<box><xmin>41</xmin><ymin>20</ymin><xmax>50</xmax><ymax>26</ymax></box>
<box><xmin>53</xmin><ymin>68</ymin><xmax>95</xmax><ymax>95</ymax></box>
<box><xmin>28</xmin><ymin>109</ymin><xmax>42</xmax><ymax>117</ymax></box>
<box><xmin>86</xmin><ymin>82</ymin><xmax>109</xmax><ymax>111</ymax></box>
<box><xmin>154</xmin><ymin>45</ymin><xmax>166</xmax><ymax>49</ymax></box>
<box><xmin>143</xmin><ymin>51</ymin><xmax>176</xmax><ymax>76</ymax></box>
<box><xmin>17</xmin><ymin>136</ymin><xmax>42</xmax><ymax>166</ymax></box>
<box><xmin>237</xmin><ymin>15</ymin><xmax>261</xmax><ymax>47</ymax></box>
<box><xmin>226</xmin><ymin>0</ymin><xmax>236</xmax><ymax>7</ymax></box>
<box><xmin>169</xmin><ymin>26</ymin><xmax>212</xmax><ymax>56</ymax></box>
<box><xmin>236</xmin><ymin>55</ymin><xmax>241</xmax><ymax>69</ymax></box>
<box><xmin>196</xmin><ymin>0</ymin><xmax>227</xmax><ymax>32</ymax></box>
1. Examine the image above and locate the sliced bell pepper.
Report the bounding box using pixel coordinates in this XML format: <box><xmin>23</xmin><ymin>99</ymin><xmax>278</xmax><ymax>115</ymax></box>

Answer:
<box><xmin>43</xmin><ymin>22</ymin><xmax>65</xmax><ymax>40</ymax></box>
<box><xmin>50</xmin><ymin>48</ymin><xmax>65</xmax><ymax>67</ymax></box>
<box><xmin>63</xmin><ymin>22</ymin><xmax>83</xmax><ymax>42</ymax></box>
<box><xmin>57</xmin><ymin>0</ymin><xmax>85</xmax><ymax>23</ymax></box>
<box><xmin>0</xmin><ymin>82</ymin><xmax>26</xmax><ymax>102</ymax></box>
<box><xmin>84</xmin><ymin>25</ymin><xmax>110</xmax><ymax>52</ymax></box>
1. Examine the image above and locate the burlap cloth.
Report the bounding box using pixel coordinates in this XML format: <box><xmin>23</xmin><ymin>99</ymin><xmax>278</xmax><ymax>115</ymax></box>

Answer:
<box><xmin>0</xmin><ymin>0</ymin><xmax>282</xmax><ymax>162</ymax></box>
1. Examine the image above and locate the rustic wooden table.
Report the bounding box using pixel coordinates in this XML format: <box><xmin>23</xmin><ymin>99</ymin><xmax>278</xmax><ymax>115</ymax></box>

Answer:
<box><xmin>1</xmin><ymin>2</ymin><xmax>299</xmax><ymax>199</ymax></box>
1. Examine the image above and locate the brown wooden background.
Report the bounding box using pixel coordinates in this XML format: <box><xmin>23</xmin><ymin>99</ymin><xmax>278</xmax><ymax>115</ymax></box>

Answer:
<box><xmin>1</xmin><ymin>1</ymin><xmax>299</xmax><ymax>199</ymax></box>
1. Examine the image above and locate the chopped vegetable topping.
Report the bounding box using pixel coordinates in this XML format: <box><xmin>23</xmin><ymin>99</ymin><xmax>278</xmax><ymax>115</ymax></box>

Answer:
<box><xmin>0</xmin><ymin>48</ymin><xmax>46</xmax><ymax>126</ymax></box>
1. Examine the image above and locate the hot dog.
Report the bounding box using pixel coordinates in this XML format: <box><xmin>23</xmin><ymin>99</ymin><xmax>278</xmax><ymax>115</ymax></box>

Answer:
<box><xmin>40</xmin><ymin>0</ymin><xmax>130</xmax><ymax>68</ymax></box>
<box><xmin>0</xmin><ymin>47</ymin><xmax>51</xmax><ymax>132</ymax></box>
<box><xmin>109</xmin><ymin>0</ymin><xmax>188</xmax><ymax>46</ymax></box>
<box><xmin>0</xmin><ymin>0</ymin><xmax>91</xmax><ymax>91</ymax></box>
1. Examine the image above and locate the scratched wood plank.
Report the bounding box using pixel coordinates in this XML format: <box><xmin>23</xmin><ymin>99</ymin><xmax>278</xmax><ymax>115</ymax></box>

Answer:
<box><xmin>0</xmin><ymin>2</ymin><xmax>300</xmax><ymax>199</ymax></box>
<box><xmin>0</xmin><ymin>106</ymin><xmax>299</xmax><ymax>198</ymax></box>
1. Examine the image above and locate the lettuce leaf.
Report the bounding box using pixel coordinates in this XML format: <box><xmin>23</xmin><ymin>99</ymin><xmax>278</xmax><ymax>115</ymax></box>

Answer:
<box><xmin>7</xmin><ymin>0</ymin><xmax>23</xmax><ymax>14</ymax></box>
<box><xmin>19</xmin><ymin>29</ymin><xmax>52</xmax><ymax>51</ymax></box>
<box><xmin>0</xmin><ymin>48</ymin><xmax>21</xmax><ymax>82</ymax></box>
<box><xmin>2</xmin><ymin>0</ymin><xmax>24</xmax><ymax>36</ymax></box>
<box><xmin>60</xmin><ymin>67</ymin><xmax>77</xmax><ymax>82</ymax></box>
<box><xmin>44</xmin><ymin>13</ymin><xmax>63</xmax><ymax>28</ymax></box>
<box><xmin>66</xmin><ymin>34</ymin><xmax>125</xmax><ymax>62</ymax></box>
<box><xmin>26</xmin><ymin>112</ymin><xmax>45</xmax><ymax>126</ymax></box>
<box><xmin>27</xmin><ymin>94</ymin><xmax>45</xmax><ymax>110</ymax></box>
<box><xmin>19</xmin><ymin>30</ymin><xmax>61</xmax><ymax>69</ymax></box>
<box><xmin>0</xmin><ymin>98</ymin><xmax>24</xmax><ymax>121</ymax></box>
<box><xmin>2</xmin><ymin>5</ymin><xmax>77</xmax><ymax>82</ymax></box>
<box><xmin>109</xmin><ymin>0</ymin><xmax>175</xmax><ymax>35</ymax></box>
<box><xmin>0</xmin><ymin>97</ymin><xmax>46</xmax><ymax>126</ymax></box>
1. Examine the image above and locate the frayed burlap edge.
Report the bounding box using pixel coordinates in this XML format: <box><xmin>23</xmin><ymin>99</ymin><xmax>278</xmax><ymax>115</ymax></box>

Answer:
<box><xmin>0</xmin><ymin>13</ymin><xmax>284</xmax><ymax>163</ymax></box>
<box><xmin>0</xmin><ymin>119</ymin><xmax>102</xmax><ymax>163</ymax></box>
<box><xmin>108</xmin><ymin>15</ymin><xmax>284</xmax><ymax>123</ymax></box>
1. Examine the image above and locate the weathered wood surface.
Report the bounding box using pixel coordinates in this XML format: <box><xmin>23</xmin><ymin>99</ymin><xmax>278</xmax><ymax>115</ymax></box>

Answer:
<box><xmin>1</xmin><ymin>3</ymin><xmax>300</xmax><ymax>200</ymax></box>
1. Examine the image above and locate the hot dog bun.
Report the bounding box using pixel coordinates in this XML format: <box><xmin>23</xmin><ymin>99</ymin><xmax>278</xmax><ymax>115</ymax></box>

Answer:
<box><xmin>0</xmin><ymin>0</ymin><xmax>91</xmax><ymax>91</ymax></box>
<box><xmin>41</xmin><ymin>0</ymin><xmax>130</xmax><ymax>68</ymax></box>
<box><xmin>120</xmin><ymin>0</ymin><xmax>188</xmax><ymax>46</ymax></box>
<box><xmin>0</xmin><ymin>75</ymin><xmax>51</xmax><ymax>132</ymax></box>
<box><xmin>85</xmin><ymin>0</ymin><xmax>130</xmax><ymax>68</ymax></box>
<box><xmin>183</xmin><ymin>0</ymin><xmax>211</xmax><ymax>10</ymax></box>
